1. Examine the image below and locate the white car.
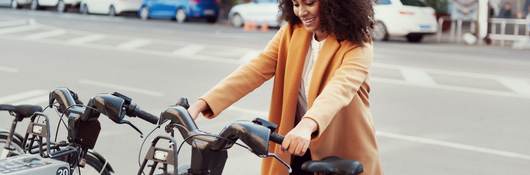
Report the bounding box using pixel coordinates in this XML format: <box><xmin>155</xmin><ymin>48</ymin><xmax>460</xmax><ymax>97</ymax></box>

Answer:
<box><xmin>228</xmin><ymin>0</ymin><xmax>281</xmax><ymax>28</ymax></box>
<box><xmin>29</xmin><ymin>0</ymin><xmax>81</xmax><ymax>12</ymax></box>
<box><xmin>374</xmin><ymin>0</ymin><xmax>438</xmax><ymax>42</ymax></box>
<box><xmin>79</xmin><ymin>0</ymin><xmax>141</xmax><ymax>16</ymax></box>
<box><xmin>0</xmin><ymin>0</ymin><xmax>31</xmax><ymax>9</ymax></box>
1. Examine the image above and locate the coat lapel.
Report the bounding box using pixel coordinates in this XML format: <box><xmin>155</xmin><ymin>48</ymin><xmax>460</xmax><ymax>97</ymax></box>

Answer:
<box><xmin>307</xmin><ymin>36</ymin><xmax>341</xmax><ymax>107</ymax></box>
<box><xmin>282</xmin><ymin>26</ymin><xmax>311</xmax><ymax>125</ymax></box>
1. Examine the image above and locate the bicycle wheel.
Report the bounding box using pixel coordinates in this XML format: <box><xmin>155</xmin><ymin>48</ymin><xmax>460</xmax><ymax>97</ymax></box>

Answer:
<box><xmin>0</xmin><ymin>131</ymin><xmax>24</xmax><ymax>157</ymax></box>
<box><xmin>72</xmin><ymin>153</ymin><xmax>113</xmax><ymax>175</ymax></box>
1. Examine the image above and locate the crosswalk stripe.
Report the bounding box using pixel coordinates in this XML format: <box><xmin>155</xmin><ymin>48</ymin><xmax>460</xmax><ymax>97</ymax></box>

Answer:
<box><xmin>401</xmin><ymin>68</ymin><xmax>437</xmax><ymax>86</ymax></box>
<box><xmin>66</xmin><ymin>34</ymin><xmax>105</xmax><ymax>45</ymax></box>
<box><xmin>372</xmin><ymin>77</ymin><xmax>530</xmax><ymax>99</ymax></box>
<box><xmin>0</xmin><ymin>90</ymin><xmax>48</xmax><ymax>104</ymax></box>
<box><xmin>79</xmin><ymin>79</ymin><xmax>164</xmax><ymax>97</ymax></box>
<box><xmin>0</xmin><ymin>66</ymin><xmax>18</xmax><ymax>73</ymax></box>
<box><xmin>0</xmin><ymin>19</ymin><xmax>29</xmax><ymax>28</ymax></box>
<box><xmin>172</xmin><ymin>44</ymin><xmax>205</xmax><ymax>56</ymax></box>
<box><xmin>23</xmin><ymin>29</ymin><xmax>66</xmax><ymax>40</ymax></box>
<box><xmin>116</xmin><ymin>39</ymin><xmax>151</xmax><ymax>50</ymax></box>
<box><xmin>13</xmin><ymin>96</ymin><xmax>49</xmax><ymax>105</ymax></box>
<box><xmin>0</xmin><ymin>24</ymin><xmax>40</xmax><ymax>35</ymax></box>
<box><xmin>497</xmin><ymin>78</ymin><xmax>530</xmax><ymax>96</ymax></box>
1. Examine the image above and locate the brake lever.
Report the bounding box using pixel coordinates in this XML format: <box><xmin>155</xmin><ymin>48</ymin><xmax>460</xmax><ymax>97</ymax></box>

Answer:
<box><xmin>122</xmin><ymin>120</ymin><xmax>144</xmax><ymax>138</ymax></box>
<box><xmin>263</xmin><ymin>152</ymin><xmax>292</xmax><ymax>174</ymax></box>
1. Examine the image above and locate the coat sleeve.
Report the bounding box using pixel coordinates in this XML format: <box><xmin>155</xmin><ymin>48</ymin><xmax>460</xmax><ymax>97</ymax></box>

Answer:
<box><xmin>199</xmin><ymin>26</ymin><xmax>287</xmax><ymax>118</ymax></box>
<box><xmin>303</xmin><ymin>43</ymin><xmax>373</xmax><ymax>137</ymax></box>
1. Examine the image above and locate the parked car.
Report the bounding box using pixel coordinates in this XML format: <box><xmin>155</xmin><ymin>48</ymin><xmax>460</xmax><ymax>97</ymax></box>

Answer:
<box><xmin>228</xmin><ymin>0</ymin><xmax>280</xmax><ymax>28</ymax></box>
<box><xmin>138</xmin><ymin>0</ymin><xmax>219</xmax><ymax>23</ymax></box>
<box><xmin>373</xmin><ymin>0</ymin><xmax>438</xmax><ymax>42</ymax></box>
<box><xmin>79</xmin><ymin>0</ymin><xmax>141</xmax><ymax>16</ymax></box>
<box><xmin>29</xmin><ymin>0</ymin><xmax>81</xmax><ymax>12</ymax></box>
<box><xmin>0</xmin><ymin>0</ymin><xmax>31</xmax><ymax>9</ymax></box>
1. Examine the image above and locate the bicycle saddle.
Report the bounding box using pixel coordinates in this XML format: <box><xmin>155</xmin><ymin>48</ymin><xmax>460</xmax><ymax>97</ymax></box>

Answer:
<box><xmin>301</xmin><ymin>156</ymin><xmax>363</xmax><ymax>175</ymax></box>
<box><xmin>0</xmin><ymin>104</ymin><xmax>43</xmax><ymax>120</ymax></box>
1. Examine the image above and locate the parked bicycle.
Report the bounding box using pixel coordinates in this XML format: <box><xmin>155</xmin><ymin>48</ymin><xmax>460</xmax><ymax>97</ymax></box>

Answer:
<box><xmin>92</xmin><ymin>95</ymin><xmax>364</xmax><ymax>175</ymax></box>
<box><xmin>0</xmin><ymin>88</ymin><xmax>158</xmax><ymax>175</ymax></box>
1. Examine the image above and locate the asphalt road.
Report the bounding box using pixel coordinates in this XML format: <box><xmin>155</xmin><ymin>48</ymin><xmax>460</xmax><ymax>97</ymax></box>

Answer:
<box><xmin>1</xmin><ymin>8</ymin><xmax>530</xmax><ymax>175</ymax></box>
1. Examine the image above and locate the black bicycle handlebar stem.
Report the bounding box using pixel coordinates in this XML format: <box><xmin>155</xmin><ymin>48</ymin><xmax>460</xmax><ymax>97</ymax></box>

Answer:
<box><xmin>49</xmin><ymin>87</ymin><xmax>82</xmax><ymax>114</ymax></box>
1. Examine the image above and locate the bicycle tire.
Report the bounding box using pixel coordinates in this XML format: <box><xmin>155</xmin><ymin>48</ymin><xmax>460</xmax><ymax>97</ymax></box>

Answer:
<box><xmin>78</xmin><ymin>153</ymin><xmax>113</xmax><ymax>175</ymax></box>
<box><xmin>0</xmin><ymin>131</ymin><xmax>25</xmax><ymax>157</ymax></box>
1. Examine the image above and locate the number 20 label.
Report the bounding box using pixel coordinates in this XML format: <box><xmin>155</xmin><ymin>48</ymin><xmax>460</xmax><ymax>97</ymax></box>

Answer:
<box><xmin>57</xmin><ymin>167</ymin><xmax>69</xmax><ymax>175</ymax></box>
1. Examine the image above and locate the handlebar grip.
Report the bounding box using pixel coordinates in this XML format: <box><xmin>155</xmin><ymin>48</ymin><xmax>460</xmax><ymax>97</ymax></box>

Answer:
<box><xmin>270</xmin><ymin>133</ymin><xmax>284</xmax><ymax>145</ymax></box>
<box><xmin>133</xmin><ymin>107</ymin><xmax>159</xmax><ymax>125</ymax></box>
<box><xmin>0</xmin><ymin>104</ymin><xmax>15</xmax><ymax>111</ymax></box>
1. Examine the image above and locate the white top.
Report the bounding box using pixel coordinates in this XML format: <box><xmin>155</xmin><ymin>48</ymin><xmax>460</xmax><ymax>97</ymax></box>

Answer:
<box><xmin>296</xmin><ymin>34</ymin><xmax>325</xmax><ymax>122</ymax></box>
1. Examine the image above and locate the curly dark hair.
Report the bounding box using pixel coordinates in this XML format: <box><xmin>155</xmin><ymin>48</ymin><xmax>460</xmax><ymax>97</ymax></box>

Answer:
<box><xmin>279</xmin><ymin>0</ymin><xmax>374</xmax><ymax>46</ymax></box>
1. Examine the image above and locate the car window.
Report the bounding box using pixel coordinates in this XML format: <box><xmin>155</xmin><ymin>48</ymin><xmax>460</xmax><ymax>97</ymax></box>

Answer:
<box><xmin>400</xmin><ymin>0</ymin><xmax>427</xmax><ymax>7</ymax></box>
<box><xmin>376</xmin><ymin>0</ymin><xmax>391</xmax><ymax>5</ymax></box>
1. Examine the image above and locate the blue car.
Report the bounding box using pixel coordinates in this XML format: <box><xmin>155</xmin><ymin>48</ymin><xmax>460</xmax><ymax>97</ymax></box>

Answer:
<box><xmin>139</xmin><ymin>0</ymin><xmax>219</xmax><ymax>23</ymax></box>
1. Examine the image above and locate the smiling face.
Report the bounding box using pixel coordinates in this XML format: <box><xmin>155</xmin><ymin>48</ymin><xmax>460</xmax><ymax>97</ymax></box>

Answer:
<box><xmin>292</xmin><ymin>0</ymin><xmax>321</xmax><ymax>32</ymax></box>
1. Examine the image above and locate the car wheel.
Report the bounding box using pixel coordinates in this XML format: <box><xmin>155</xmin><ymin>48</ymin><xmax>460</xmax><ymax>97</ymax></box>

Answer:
<box><xmin>10</xmin><ymin>0</ymin><xmax>18</xmax><ymax>9</ymax></box>
<box><xmin>231</xmin><ymin>13</ymin><xmax>244</xmax><ymax>27</ymax></box>
<box><xmin>30</xmin><ymin>0</ymin><xmax>38</xmax><ymax>10</ymax></box>
<box><xmin>108</xmin><ymin>5</ymin><xmax>116</xmax><ymax>16</ymax></box>
<box><xmin>373</xmin><ymin>21</ymin><xmax>389</xmax><ymax>41</ymax></box>
<box><xmin>175</xmin><ymin>8</ymin><xmax>186</xmax><ymax>23</ymax></box>
<box><xmin>56</xmin><ymin>0</ymin><xmax>65</xmax><ymax>13</ymax></box>
<box><xmin>139</xmin><ymin>6</ymin><xmax>149</xmax><ymax>20</ymax></box>
<box><xmin>406</xmin><ymin>34</ymin><xmax>424</xmax><ymax>43</ymax></box>
<box><xmin>80</xmin><ymin>3</ymin><xmax>88</xmax><ymax>14</ymax></box>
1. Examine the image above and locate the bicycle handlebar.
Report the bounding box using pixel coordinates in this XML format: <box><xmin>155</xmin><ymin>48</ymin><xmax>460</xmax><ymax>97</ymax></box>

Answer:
<box><xmin>269</xmin><ymin>132</ymin><xmax>284</xmax><ymax>145</ymax></box>
<box><xmin>129</xmin><ymin>104</ymin><xmax>159</xmax><ymax>125</ymax></box>
<box><xmin>0</xmin><ymin>104</ymin><xmax>16</xmax><ymax>111</ymax></box>
<box><xmin>49</xmin><ymin>88</ymin><xmax>82</xmax><ymax>113</ymax></box>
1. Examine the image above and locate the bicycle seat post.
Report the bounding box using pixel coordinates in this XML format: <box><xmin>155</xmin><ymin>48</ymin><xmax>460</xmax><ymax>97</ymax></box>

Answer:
<box><xmin>0</xmin><ymin>118</ymin><xmax>18</xmax><ymax>159</ymax></box>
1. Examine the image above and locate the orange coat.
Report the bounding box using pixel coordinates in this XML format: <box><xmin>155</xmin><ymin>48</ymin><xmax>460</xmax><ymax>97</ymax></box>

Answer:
<box><xmin>201</xmin><ymin>24</ymin><xmax>382</xmax><ymax>175</ymax></box>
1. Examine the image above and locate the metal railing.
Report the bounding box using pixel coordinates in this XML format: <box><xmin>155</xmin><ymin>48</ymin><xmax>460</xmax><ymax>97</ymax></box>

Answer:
<box><xmin>437</xmin><ymin>17</ymin><xmax>530</xmax><ymax>47</ymax></box>
<box><xmin>437</xmin><ymin>17</ymin><xmax>476</xmax><ymax>43</ymax></box>
<box><xmin>488</xmin><ymin>18</ymin><xmax>530</xmax><ymax>46</ymax></box>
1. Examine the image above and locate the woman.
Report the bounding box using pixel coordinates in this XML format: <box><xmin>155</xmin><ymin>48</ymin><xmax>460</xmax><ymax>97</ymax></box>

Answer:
<box><xmin>187</xmin><ymin>0</ymin><xmax>382</xmax><ymax>174</ymax></box>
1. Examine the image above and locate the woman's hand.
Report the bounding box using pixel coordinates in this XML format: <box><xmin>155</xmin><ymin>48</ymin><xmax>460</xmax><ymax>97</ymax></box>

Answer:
<box><xmin>282</xmin><ymin>118</ymin><xmax>318</xmax><ymax>156</ymax></box>
<box><xmin>187</xmin><ymin>99</ymin><xmax>209</xmax><ymax>120</ymax></box>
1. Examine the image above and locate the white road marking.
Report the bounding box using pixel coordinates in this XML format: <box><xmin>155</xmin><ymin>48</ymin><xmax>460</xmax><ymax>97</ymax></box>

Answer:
<box><xmin>172</xmin><ymin>44</ymin><xmax>205</xmax><ymax>56</ymax></box>
<box><xmin>66</xmin><ymin>34</ymin><xmax>106</xmax><ymax>45</ymax></box>
<box><xmin>239</xmin><ymin>50</ymin><xmax>261</xmax><ymax>64</ymax></box>
<box><xmin>0</xmin><ymin>66</ymin><xmax>19</xmax><ymax>73</ymax></box>
<box><xmin>23</xmin><ymin>29</ymin><xmax>66</xmax><ymax>40</ymax></box>
<box><xmin>373</xmin><ymin>62</ymin><xmax>529</xmax><ymax>82</ymax></box>
<box><xmin>497</xmin><ymin>78</ymin><xmax>530</xmax><ymax>96</ymax></box>
<box><xmin>79</xmin><ymin>79</ymin><xmax>164</xmax><ymax>97</ymax></box>
<box><xmin>3</xmin><ymin>29</ymin><xmax>529</xmax><ymax>99</ymax></box>
<box><xmin>0</xmin><ymin>90</ymin><xmax>48</xmax><ymax>104</ymax></box>
<box><xmin>116</xmin><ymin>39</ymin><xmax>151</xmax><ymax>50</ymax></box>
<box><xmin>400</xmin><ymin>68</ymin><xmax>437</xmax><ymax>86</ymax></box>
<box><xmin>0</xmin><ymin>19</ymin><xmax>29</xmax><ymax>28</ymax></box>
<box><xmin>0</xmin><ymin>24</ymin><xmax>40</xmax><ymax>35</ymax></box>
<box><xmin>13</xmin><ymin>96</ymin><xmax>49</xmax><ymax>105</ymax></box>
<box><xmin>223</xmin><ymin>106</ymin><xmax>530</xmax><ymax>161</ymax></box>
<box><xmin>373</xmin><ymin>77</ymin><xmax>530</xmax><ymax>99</ymax></box>
<box><xmin>377</xmin><ymin>131</ymin><xmax>530</xmax><ymax>161</ymax></box>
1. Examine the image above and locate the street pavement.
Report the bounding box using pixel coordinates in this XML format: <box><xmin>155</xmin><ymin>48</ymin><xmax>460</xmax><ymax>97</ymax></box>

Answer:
<box><xmin>1</xmin><ymin>8</ymin><xmax>530</xmax><ymax>175</ymax></box>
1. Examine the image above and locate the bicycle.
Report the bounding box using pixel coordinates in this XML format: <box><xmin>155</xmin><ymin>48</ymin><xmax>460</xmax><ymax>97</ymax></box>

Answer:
<box><xmin>92</xmin><ymin>95</ymin><xmax>364</xmax><ymax>175</ymax></box>
<box><xmin>0</xmin><ymin>88</ymin><xmax>158</xmax><ymax>175</ymax></box>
